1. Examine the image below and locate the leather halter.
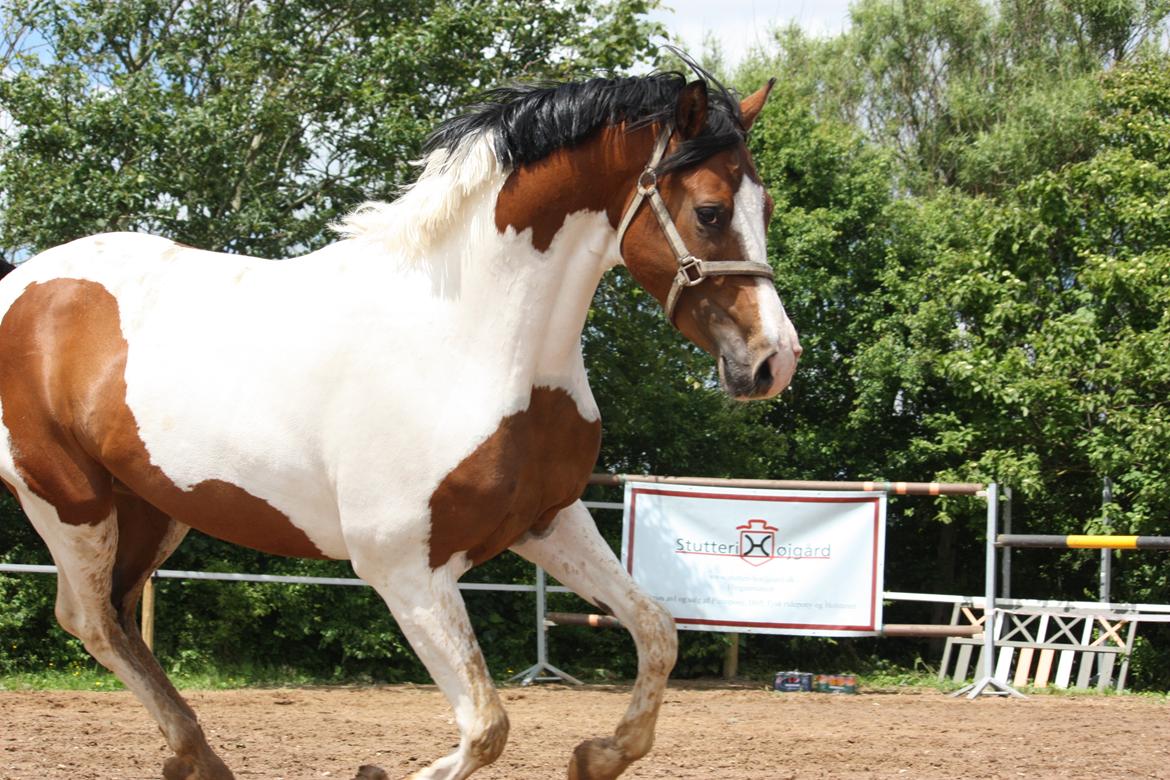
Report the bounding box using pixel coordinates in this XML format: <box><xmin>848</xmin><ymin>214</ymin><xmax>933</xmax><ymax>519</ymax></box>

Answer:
<box><xmin>615</xmin><ymin>123</ymin><xmax>776</xmax><ymax>324</ymax></box>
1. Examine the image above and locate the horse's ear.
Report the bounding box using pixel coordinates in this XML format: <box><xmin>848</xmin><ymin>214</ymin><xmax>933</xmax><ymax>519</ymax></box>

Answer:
<box><xmin>676</xmin><ymin>80</ymin><xmax>708</xmax><ymax>139</ymax></box>
<box><xmin>740</xmin><ymin>78</ymin><xmax>776</xmax><ymax>132</ymax></box>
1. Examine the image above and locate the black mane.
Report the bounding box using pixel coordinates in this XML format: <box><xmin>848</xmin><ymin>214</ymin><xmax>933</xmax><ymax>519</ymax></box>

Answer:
<box><xmin>423</xmin><ymin>71</ymin><xmax>746</xmax><ymax>175</ymax></box>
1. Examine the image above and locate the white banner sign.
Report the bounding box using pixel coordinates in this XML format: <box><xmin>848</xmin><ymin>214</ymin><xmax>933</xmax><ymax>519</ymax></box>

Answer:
<box><xmin>621</xmin><ymin>483</ymin><xmax>886</xmax><ymax>636</ymax></box>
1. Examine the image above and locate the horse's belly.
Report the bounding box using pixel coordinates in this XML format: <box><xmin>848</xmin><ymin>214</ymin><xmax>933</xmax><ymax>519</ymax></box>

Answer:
<box><xmin>427</xmin><ymin>386</ymin><xmax>601</xmax><ymax>569</ymax></box>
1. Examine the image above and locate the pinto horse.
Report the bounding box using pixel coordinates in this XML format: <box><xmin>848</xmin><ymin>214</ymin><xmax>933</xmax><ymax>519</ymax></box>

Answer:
<box><xmin>0</xmin><ymin>71</ymin><xmax>799</xmax><ymax>780</ymax></box>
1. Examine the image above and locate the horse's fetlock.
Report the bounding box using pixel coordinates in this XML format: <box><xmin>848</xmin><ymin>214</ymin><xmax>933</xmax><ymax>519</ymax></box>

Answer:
<box><xmin>168</xmin><ymin>720</ymin><xmax>211</xmax><ymax>760</ymax></box>
<box><xmin>621</xmin><ymin>730</ymin><xmax>655</xmax><ymax>763</ymax></box>
<box><xmin>469</xmin><ymin>707</ymin><xmax>510</xmax><ymax>765</ymax></box>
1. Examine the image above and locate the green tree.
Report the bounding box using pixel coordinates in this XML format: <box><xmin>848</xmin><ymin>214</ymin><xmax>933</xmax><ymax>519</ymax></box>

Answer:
<box><xmin>718</xmin><ymin>3</ymin><xmax>1170</xmax><ymax>684</ymax></box>
<box><xmin>0</xmin><ymin>0</ymin><xmax>661</xmax><ymax>260</ymax></box>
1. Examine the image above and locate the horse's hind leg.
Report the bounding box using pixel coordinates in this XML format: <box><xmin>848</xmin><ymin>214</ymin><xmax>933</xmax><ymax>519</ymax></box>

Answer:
<box><xmin>20</xmin><ymin>487</ymin><xmax>233</xmax><ymax>780</ymax></box>
<box><xmin>511</xmin><ymin>500</ymin><xmax>677</xmax><ymax>780</ymax></box>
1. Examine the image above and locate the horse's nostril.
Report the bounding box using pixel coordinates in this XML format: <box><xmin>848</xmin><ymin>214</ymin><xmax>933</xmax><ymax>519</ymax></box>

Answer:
<box><xmin>793</xmin><ymin>342</ymin><xmax>804</xmax><ymax>360</ymax></box>
<box><xmin>753</xmin><ymin>353</ymin><xmax>776</xmax><ymax>393</ymax></box>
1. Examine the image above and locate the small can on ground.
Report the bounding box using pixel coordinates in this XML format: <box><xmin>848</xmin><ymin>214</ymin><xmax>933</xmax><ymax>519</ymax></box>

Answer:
<box><xmin>810</xmin><ymin>673</ymin><xmax>858</xmax><ymax>694</ymax></box>
<box><xmin>773</xmin><ymin>671</ymin><xmax>813</xmax><ymax>692</ymax></box>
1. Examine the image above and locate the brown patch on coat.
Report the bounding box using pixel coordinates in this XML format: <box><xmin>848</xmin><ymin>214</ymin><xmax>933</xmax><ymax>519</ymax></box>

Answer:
<box><xmin>427</xmin><ymin>387</ymin><xmax>601</xmax><ymax>569</ymax></box>
<box><xmin>494</xmin><ymin>126</ymin><xmax>653</xmax><ymax>253</ymax></box>
<box><xmin>0</xmin><ymin>279</ymin><xmax>325</xmax><ymax>558</ymax></box>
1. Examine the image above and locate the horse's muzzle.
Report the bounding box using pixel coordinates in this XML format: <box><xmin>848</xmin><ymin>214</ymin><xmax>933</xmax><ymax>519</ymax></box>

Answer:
<box><xmin>719</xmin><ymin>342</ymin><xmax>800</xmax><ymax>400</ymax></box>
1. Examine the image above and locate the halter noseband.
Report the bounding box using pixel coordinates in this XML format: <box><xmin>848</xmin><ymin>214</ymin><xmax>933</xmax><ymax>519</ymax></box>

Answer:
<box><xmin>615</xmin><ymin>123</ymin><xmax>776</xmax><ymax>325</ymax></box>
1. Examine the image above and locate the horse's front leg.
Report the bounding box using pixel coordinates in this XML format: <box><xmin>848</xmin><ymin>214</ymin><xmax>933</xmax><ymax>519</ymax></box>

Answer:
<box><xmin>350</xmin><ymin>549</ymin><xmax>509</xmax><ymax>780</ymax></box>
<box><xmin>511</xmin><ymin>500</ymin><xmax>677</xmax><ymax>780</ymax></box>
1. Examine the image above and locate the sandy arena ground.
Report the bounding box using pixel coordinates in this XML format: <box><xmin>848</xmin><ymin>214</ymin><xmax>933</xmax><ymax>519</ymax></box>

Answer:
<box><xmin>1</xmin><ymin>683</ymin><xmax>1167</xmax><ymax>779</ymax></box>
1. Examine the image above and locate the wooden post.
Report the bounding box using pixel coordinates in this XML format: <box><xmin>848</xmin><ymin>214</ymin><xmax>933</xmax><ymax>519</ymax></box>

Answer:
<box><xmin>722</xmin><ymin>633</ymin><xmax>739</xmax><ymax>679</ymax></box>
<box><xmin>141</xmin><ymin>574</ymin><xmax>156</xmax><ymax>651</ymax></box>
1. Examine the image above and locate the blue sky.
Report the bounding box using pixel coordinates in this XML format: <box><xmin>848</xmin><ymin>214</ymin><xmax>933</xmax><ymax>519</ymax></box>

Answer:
<box><xmin>649</xmin><ymin>0</ymin><xmax>854</xmax><ymax>65</ymax></box>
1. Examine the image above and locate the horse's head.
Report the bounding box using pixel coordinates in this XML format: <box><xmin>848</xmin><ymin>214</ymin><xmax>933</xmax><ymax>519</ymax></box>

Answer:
<box><xmin>616</xmin><ymin>79</ymin><xmax>800</xmax><ymax>400</ymax></box>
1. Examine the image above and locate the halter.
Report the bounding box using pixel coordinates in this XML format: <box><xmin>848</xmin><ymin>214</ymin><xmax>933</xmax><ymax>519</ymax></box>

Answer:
<box><xmin>615</xmin><ymin>123</ymin><xmax>776</xmax><ymax>324</ymax></box>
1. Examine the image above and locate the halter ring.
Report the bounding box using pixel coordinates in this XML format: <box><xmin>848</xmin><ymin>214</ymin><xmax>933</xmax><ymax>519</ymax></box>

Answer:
<box><xmin>677</xmin><ymin>257</ymin><xmax>705</xmax><ymax>286</ymax></box>
<box><xmin>637</xmin><ymin>169</ymin><xmax>658</xmax><ymax>195</ymax></box>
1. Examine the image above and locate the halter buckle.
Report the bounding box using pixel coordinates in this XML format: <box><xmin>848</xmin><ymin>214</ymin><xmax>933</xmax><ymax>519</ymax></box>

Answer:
<box><xmin>677</xmin><ymin>256</ymin><xmax>705</xmax><ymax>286</ymax></box>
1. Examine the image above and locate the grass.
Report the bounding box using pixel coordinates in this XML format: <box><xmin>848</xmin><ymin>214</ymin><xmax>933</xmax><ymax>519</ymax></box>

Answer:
<box><xmin>0</xmin><ymin>661</ymin><xmax>324</xmax><ymax>692</ymax></box>
<box><xmin>2</xmin><ymin>661</ymin><xmax>1164</xmax><ymax>700</ymax></box>
<box><xmin>855</xmin><ymin>665</ymin><xmax>963</xmax><ymax>692</ymax></box>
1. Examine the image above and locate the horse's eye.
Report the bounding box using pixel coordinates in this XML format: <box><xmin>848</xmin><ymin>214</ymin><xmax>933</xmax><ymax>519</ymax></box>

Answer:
<box><xmin>695</xmin><ymin>206</ymin><xmax>722</xmax><ymax>227</ymax></box>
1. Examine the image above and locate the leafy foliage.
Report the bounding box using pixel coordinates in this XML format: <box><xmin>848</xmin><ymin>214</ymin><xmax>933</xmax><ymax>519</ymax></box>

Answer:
<box><xmin>0</xmin><ymin>0</ymin><xmax>661</xmax><ymax>259</ymax></box>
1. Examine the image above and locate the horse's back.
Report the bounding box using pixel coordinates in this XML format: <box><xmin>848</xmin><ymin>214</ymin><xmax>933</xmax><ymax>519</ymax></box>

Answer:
<box><xmin>0</xmin><ymin>233</ymin><xmax>347</xmax><ymax>557</ymax></box>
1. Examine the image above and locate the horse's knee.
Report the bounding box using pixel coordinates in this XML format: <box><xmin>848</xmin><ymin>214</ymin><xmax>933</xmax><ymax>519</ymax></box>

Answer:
<box><xmin>468</xmin><ymin>706</ymin><xmax>510</xmax><ymax>767</ymax></box>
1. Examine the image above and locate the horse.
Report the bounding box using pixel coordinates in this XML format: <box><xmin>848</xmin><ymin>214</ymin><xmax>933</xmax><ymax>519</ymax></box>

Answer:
<box><xmin>0</xmin><ymin>69</ymin><xmax>800</xmax><ymax>780</ymax></box>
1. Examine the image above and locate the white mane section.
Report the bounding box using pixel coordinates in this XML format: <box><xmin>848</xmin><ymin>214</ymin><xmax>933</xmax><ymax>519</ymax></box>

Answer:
<box><xmin>334</xmin><ymin>132</ymin><xmax>505</xmax><ymax>258</ymax></box>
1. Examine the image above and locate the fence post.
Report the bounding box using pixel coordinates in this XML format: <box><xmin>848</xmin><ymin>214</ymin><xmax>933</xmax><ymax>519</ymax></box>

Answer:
<box><xmin>722</xmin><ymin>633</ymin><xmax>739</xmax><ymax>679</ymax></box>
<box><xmin>954</xmin><ymin>483</ymin><xmax>1025</xmax><ymax>699</ymax></box>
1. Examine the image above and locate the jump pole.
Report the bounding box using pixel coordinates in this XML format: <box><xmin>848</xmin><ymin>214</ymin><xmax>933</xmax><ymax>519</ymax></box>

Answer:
<box><xmin>953</xmin><ymin>483</ymin><xmax>1026</xmax><ymax>699</ymax></box>
<box><xmin>996</xmin><ymin>534</ymin><xmax>1170</xmax><ymax>550</ymax></box>
<box><xmin>588</xmin><ymin>473</ymin><xmax>983</xmax><ymax>496</ymax></box>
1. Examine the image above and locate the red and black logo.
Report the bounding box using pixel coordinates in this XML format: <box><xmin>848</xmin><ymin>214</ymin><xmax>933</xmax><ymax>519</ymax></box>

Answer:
<box><xmin>737</xmin><ymin>518</ymin><xmax>778</xmax><ymax>566</ymax></box>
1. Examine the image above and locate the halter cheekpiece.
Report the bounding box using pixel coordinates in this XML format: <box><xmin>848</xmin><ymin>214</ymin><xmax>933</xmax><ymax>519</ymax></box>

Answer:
<box><xmin>615</xmin><ymin>123</ymin><xmax>776</xmax><ymax>324</ymax></box>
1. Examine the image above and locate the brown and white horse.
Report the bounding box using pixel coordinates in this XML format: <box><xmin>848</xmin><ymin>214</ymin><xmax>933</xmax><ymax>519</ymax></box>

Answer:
<box><xmin>0</xmin><ymin>72</ymin><xmax>799</xmax><ymax>780</ymax></box>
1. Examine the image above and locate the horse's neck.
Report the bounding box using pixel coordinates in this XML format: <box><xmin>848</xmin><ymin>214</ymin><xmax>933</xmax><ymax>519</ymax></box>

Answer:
<box><xmin>351</xmin><ymin>188</ymin><xmax>615</xmax><ymax>411</ymax></box>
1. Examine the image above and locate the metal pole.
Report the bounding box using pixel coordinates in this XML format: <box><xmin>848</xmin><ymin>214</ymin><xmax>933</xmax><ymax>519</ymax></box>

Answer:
<box><xmin>954</xmin><ymin>483</ymin><xmax>1025</xmax><ymax>699</ymax></box>
<box><xmin>535</xmin><ymin>566</ymin><xmax>547</xmax><ymax>667</ymax></box>
<box><xmin>1101</xmin><ymin>477</ymin><xmax>1113</xmax><ymax>603</ymax></box>
<box><xmin>981</xmin><ymin>483</ymin><xmax>998</xmax><ymax>685</ymax></box>
<box><xmin>1001</xmin><ymin>486</ymin><xmax>1012</xmax><ymax>599</ymax></box>
<box><xmin>507</xmin><ymin>565</ymin><xmax>582</xmax><ymax>686</ymax></box>
<box><xmin>587</xmin><ymin>473</ymin><xmax>984</xmax><ymax>495</ymax></box>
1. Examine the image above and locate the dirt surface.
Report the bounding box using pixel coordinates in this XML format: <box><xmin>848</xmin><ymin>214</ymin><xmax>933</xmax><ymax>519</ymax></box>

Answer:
<box><xmin>1</xmin><ymin>683</ymin><xmax>1167</xmax><ymax>779</ymax></box>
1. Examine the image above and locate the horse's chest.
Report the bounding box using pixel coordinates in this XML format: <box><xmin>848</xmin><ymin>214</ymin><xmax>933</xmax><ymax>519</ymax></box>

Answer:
<box><xmin>427</xmin><ymin>387</ymin><xmax>601</xmax><ymax>569</ymax></box>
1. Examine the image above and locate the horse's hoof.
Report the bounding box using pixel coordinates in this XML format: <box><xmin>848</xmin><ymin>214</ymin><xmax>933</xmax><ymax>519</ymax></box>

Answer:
<box><xmin>163</xmin><ymin>754</ymin><xmax>235</xmax><ymax>780</ymax></box>
<box><xmin>354</xmin><ymin>765</ymin><xmax>390</xmax><ymax>780</ymax></box>
<box><xmin>568</xmin><ymin>737</ymin><xmax>629</xmax><ymax>780</ymax></box>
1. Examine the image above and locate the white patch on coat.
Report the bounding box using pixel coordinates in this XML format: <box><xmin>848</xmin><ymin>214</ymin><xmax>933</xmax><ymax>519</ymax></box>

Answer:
<box><xmin>730</xmin><ymin>177</ymin><xmax>801</xmax><ymax>360</ymax></box>
<box><xmin>731</xmin><ymin>177</ymin><xmax>768</xmax><ymax>266</ymax></box>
